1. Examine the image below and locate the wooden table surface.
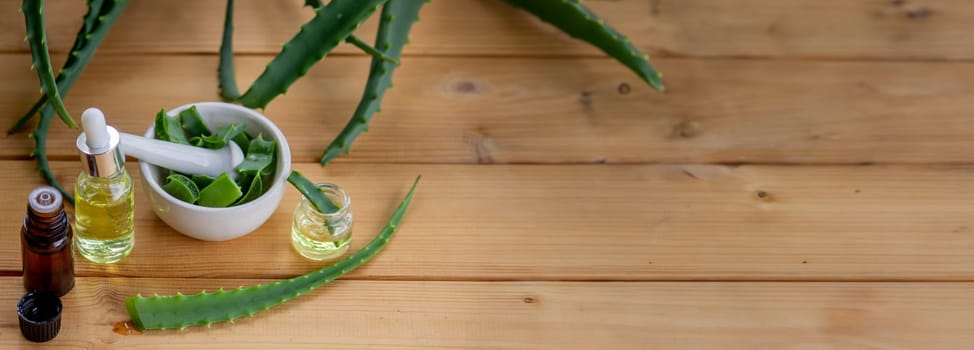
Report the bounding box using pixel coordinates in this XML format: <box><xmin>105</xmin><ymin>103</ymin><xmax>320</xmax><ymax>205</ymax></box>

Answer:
<box><xmin>2</xmin><ymin>0</ymin><xmax>974</xmax><ymax>348</ymax></box>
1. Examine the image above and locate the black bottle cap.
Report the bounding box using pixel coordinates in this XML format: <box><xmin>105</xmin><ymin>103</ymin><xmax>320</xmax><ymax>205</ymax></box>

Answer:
<box><xmin>17</xmin><ymin>291</ymin><xmax>62</xmax><ymax>342</ymax></box>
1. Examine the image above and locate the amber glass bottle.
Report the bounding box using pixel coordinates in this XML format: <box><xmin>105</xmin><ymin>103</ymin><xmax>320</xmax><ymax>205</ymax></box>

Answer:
<box><xmin>21</xmin><ymin>186</ymin><xmax>75</xmax><ymax>296</ymax></box>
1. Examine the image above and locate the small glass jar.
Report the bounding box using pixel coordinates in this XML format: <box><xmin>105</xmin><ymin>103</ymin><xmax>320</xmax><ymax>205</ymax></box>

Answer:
<box><xmin>291</xmin><ymin>183</ymin><xmax>353</xmax><ymax>261</ymax></box>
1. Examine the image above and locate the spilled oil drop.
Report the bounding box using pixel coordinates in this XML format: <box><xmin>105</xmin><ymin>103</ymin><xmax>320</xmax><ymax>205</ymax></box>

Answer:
<box><xmin>113</xmin><ymin>320</ymin><xmax>143</xmax><ymax>336</ymax></box>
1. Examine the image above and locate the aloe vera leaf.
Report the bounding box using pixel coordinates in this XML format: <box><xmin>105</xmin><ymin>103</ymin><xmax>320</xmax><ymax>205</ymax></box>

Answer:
<box><xmin>345</xmin><ymin>35</ymin><xmax>400</xmax><ymax>64</ymax></box>
<box><xmin>304</xmin><ymin>0</ymin><xmax>388</xmax><ymax>64</ymax></box>
<box><xmin>320</xmin><ymin>0</ymin><xmax>427</xmax><ymax>165</ymax></box>
<box><xmin>197</xmin><ymin>173</ymin><xmax>242</xmax><ymax>208</ymax></box>
<box><xmin>287</xmin><ymin>171</ymin><xmax>339</xmax><ymax>213</ymax></box>
<box><xmin>178</xmin><ymin>106</ymin><xmax>211</xmax><ymax>138</ymax></box>
<box><xmin>231</xmin><ymin>131</ymin><xmax>251</xmax><ymax>151</ymax></box>
<box><xmin>10</xmin><ymin>0</ymin><xmax>128</xmax><ymax>134</ymax></box>
<box><xmin>23</xmin><ymin>0</ymin><xmax>78</xmax><ymax>129</ymax></box>
<box><xmin>16</xmin><ymin>0</ymin><xmax>128</xmax><ymax>131</ymax></box>
<box><xmin>162</xmin><ymin>174</ymin><xmax>200</xmax><ymax>204</ymax></box>
<box><xmin>233</xmin><ymin>174</ymin><xmax>262</xmax><ymax>205</ymax></box>
<box><xmin>30</xmin><ymin>107</ymin><xmax>74</xmax><ymax>203</ymax></box>
<box><xmin>503</xmin><ymin>0</ymin><xmax>664</xmax><ymax>91</ymax></box>
<box><xmin>190</xmin><ymin>174</ymin><xmax>216</xmax><ymax>189</ymax></box>
<box><xmin>221</xmin><ymin>0</ymin><xmax>388</xmax><ymax>103</ymax></box>
<box><xmin>154</xmin><ymin>110</ymin><xmax>190</xmax><ymax>145</ymax></box>
<box><xmin>199</xmin><ymin>123</ymin><xmax>246</xmax><ymax>149</ymax></box>
<box><xmin>125</xmin><ymin>176</ymin><xmax>420</xmax><ymax>330</ymax></box>
<box><xmin>234</xmin><ymin>173</ymin><xmax>252</xmax><ymax>188</ymax></box>
<box><xmin>8</xmin><ymin>0</ymin><xmax>101</xmax><ymax>134</ymax></box>
<box><xmin>56</xmin><ymin>0</ymin><xmax>128</xmax><ymax>86</ymax></box>
<box><xmin>218</xmin><ymin>0</ymin><xmax>239</xmax><ymax>100</ymax></box>
<box><xmin>235</xmin><ymin>135</ymin><xmax>276</xmax><ymax>176</ymax></box>
<box><xmin>237</xmin><ymin>0</ymin><xmax>390</xmax><ymax>109</ymax></box>
<box><xmin>7</xmin><ymin>0</ymin><xmax>91</xmax><ymax>134</ymax></box>
<box><xmin>304</xmin><ymin>0</ymin><xmax>370</xmax><ymax>82</ymax></box>
<box><xmin>77</xmin><ymin>0</ymin><xmax>107</xmax><ymax>40</ymax></box>
<box><xmin>310</xmin><ymin>0</ymin><xmax>379</xmax><ymax>64</ymax></box>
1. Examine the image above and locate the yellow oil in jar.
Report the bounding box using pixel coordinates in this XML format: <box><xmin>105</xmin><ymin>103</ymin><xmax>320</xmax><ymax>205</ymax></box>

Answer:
<box><xmin>74</xmin><ymin>171</ymin><xmax>135</xmax><ymax>264</ymax></box>
<box><xmin>292</xmin><ymin>215</ymin><xmax>352</xmax><ymax>261</ymax></box>
<box><xmin>291</xmin><ymin>183</ymin><xmax>353</xmax><ymax>261</ymax></box>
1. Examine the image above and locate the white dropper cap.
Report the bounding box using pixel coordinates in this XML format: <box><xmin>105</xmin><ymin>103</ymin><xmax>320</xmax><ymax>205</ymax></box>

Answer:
<box><xmin>77</xmin><ymin>107</ymin><xmax>123</xmax><ymax>177</ymax></box>
<box><xmin>82</xmin><ymin>108</ymin><xmax>111</xmax><ymax>154</ymax></box>
<box><xmin>28</xmin><ymin>186</ymin><xmax>63</xmax><ymax>216</ymax></box>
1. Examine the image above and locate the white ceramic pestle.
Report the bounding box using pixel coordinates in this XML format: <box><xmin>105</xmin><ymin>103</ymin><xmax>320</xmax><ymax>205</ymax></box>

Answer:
<box><xmin>82</xmin><ymin>108</ymin><xmax>245</xmax><ymax>178</ymax></box>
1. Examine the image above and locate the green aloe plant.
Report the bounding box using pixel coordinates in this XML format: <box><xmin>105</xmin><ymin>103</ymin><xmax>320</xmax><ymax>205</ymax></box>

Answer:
<box><xmin>16</xmin><ymin>0</ymin><xmax>662</xmax><ymax>194</ymax></box>
<box><xmin>319</xmin><ymin>0</ymin><xmax>428</xmax><ymax>164</ymax></box>
<box><xmin>22</xmin><ymin>0</ymin><xmax>77</xmax><ymax>130</ymax></box>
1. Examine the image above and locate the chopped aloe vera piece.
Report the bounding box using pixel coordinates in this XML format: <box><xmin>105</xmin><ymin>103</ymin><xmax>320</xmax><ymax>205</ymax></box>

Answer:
<box><xmin>191</xmin><ymin>174</ymin><xmax>216</xmax><ymax>189</ymax></box>
<box><xmin>234</xmin><ymin>174</ymin><xmax>263</xmax><ymax>205</ymax></box>
<box><xmin>287</xmin><ymin>171</ymin><xmax>340</xmax><ymax>213</ymax></box>
<box><xmin>197</xmin><ymin>173</ymin><xmax>243</xmax><ymax>207</ymax></box>
<box><xmin>162</xmin><ymin>174</ymin><xmax>200</xmax><ymax>204</ymax></box>
<box><xmin>232</xmin><ymin>130</ymin><xmax>252</xmax><ymax>151</ymax></box>
<box><xmin>235</xmin><ymin>135</ymin><xmax>276</xmax><ymax>176</ymax></box>
<box><xmin>234</xmin><ymin>174</ymin><xmax>252</xmax><ymax>189</ymax></box>
<box><xmin>154</xmin><ymin>109</ymin><xmax>189</xmax><ymax>145</ymax></box>
<box><xmin>199</xmin><ymin>122</ymin><xmax>246</xmax><ymax>149</ymax></box>
<box><xmin>179</xmin><ymin>106</ymin><xmax>211</xmax><ymax>138</ymax></box>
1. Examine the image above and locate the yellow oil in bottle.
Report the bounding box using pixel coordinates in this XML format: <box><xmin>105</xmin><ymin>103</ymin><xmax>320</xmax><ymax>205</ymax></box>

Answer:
<box><xmin>74</xmin><ymin>170</ymin><xmax>135</xmax><ymax>264</ymax></box>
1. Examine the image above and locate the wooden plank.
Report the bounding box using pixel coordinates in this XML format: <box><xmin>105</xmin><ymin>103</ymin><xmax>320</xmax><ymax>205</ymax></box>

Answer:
<box><xmin>3</xmin><ymin>161</ymin><xmax>974</xmax><ymax>280</ymax></box>
<box><xmin>0</xmin><ymin>278</ymin><xmax>972</xmax><ymax>349</ymax></box>
<box><xmin>1</xmin><ymin>0</ymin><xmax>972</xmax><ymax>59</ymax></box>
<box><xmin>5</xmin><ymin>54</ymin><xmax>974</xmax><ymax>164</ymax></box>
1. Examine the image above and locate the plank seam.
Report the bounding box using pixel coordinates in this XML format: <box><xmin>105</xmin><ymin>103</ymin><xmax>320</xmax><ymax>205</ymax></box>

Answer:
<box><xmin>17</xmin><ymin>156</ymin><xmax>974</xmax><ymax>167</ymax></box>
<box><xmin>56</xmin><ymin>273</ymin><xmax>974</xmax><ymax>283</ymax></box>
<box><xmin>2</xmin><ymin>49</ymin><xmax>972</xmax><ymax>63</ymax></box>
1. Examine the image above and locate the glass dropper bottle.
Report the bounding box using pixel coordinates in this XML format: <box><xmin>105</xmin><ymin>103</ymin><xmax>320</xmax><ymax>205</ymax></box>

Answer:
<box><xmin>74</xmin><ymin>108</ymin><xmax>135</xmax><ymax>264</ymax></box>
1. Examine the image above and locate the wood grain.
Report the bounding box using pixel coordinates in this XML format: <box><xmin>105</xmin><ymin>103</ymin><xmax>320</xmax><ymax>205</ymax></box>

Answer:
<box><xmin>0</xmin><ymin>277</ymin><xmax>972</xmax><ymax>349</ymax></box>
<box><xmin>4</xmin><ymin>54</ymin><xmax>974</xmax><ymax>164</ymax></box>
<box><xmin>0</xmin><ymin>0</ymin><xmax>970</xmax><ymax>60</ymax></box>
<box><xmin>2</xmin><ymin>161</ymin><xmax>974</xmax><ymax>281</ymax></box>
<box><xmin>3</xmin><ymin>0</ymin><xmax>968</xmax><ymax>347</ymax></box>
